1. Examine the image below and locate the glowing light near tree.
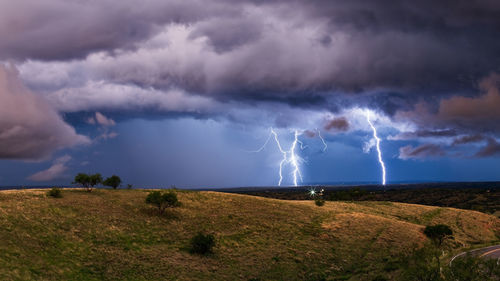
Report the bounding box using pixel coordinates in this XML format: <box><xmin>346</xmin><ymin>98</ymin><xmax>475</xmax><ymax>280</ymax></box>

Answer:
<box><xmin>308</xmin><ymin>187</ymin><xmax>316</xmax><ymax>197</ymax></box>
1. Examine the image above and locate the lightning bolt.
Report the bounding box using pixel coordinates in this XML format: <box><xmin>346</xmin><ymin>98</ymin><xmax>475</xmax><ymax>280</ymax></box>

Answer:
<box><xmin>270</xmin><ymin>128</ymin><xmax>287</xmax><ymax>186</ymax></box>
<box><xmin>246</xmin><ymin>131</ymin><xmax>273</xmax><ymax>153</ymax></box>
<box><xmin>290</xmin><ymin>130</ymin><xmax>303</xmax><ymax>186</ymax></box>
<box><xmin>251</xmin><ymin>128</ymin><xmax>304</xmax><ymax>186</ymax></box>
<box><xmin>365</xmin><ymin>113</ymin><xmax>387</xmax><ymax>185</ymax></box>
<box><xmin>317</xmin><ymin>128</ymin><xmax>328</xmax><ymax>152</ymax></box>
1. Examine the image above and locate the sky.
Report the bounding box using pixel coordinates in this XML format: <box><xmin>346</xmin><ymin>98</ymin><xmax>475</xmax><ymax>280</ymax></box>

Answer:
<box><xmin>1</xmin><ymin>0</ymin><xmax>500</xmax><ymax>188</ymax></box>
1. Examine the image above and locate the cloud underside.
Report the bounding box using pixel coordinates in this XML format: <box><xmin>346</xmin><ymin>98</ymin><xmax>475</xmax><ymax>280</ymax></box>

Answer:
<box><xmin>1</xmin><ymin>0</ymin><xmax>500</xmax><ymax>160</ymax></box>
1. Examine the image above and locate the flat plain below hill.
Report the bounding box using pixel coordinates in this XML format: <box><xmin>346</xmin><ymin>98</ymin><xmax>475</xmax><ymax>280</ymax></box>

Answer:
<box><xmin>0</xmin><ymin>189</ymin><xmax>498</xmax><ymax>280</ymax></box>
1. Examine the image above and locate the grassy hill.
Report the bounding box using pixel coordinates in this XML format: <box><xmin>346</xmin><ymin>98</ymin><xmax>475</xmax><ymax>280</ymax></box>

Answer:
<box><xmin>0</xmin><ymin>189</ymin><xmax>498</xmax><ymax>281</ymax></box>
<box><xmin>235</xmin><ymin>186</ymin><xmax>500</xmax><ymax>215</ymax></box>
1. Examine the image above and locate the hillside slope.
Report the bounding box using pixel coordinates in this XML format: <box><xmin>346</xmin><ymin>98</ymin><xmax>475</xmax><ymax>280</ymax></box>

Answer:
<box><xmin>0</xmin><ymin>189</ymin><xmax>498</xmax><ymax>280</ymax></box>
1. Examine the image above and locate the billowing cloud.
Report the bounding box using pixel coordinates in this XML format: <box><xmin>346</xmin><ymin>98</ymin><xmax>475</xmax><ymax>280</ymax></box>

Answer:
<box><xmin>28</xmin><ymin>155</ymin><xmax>71</xmax><ymax>181</ymax></box>
<box><xmin>0</xmin><ymin>0</ymin><xmax>228</xmax><ymax>60</ymax></box>
<box><xmin>44</xmin><ymin>81</ymin><xmax>219</xmax><ymax>114</ymax></box>
<box><xmin>2</xmin><ymin>0</ymin><xmax>500</xmax><ymax>160</ymax></box>
<box><xmin>0</xmin><ymin>64</ymin><xmax>89</xmax><ymax>160</ymax></box>
<box><xmin>12</xmin><ymin>1</ymin><xmax>500</xmax><ymax>110</ymax></box>
<box><xmin>399</xmin><ymin>144</ymin><xmax>446</xmax><ymax>160</ymax></box>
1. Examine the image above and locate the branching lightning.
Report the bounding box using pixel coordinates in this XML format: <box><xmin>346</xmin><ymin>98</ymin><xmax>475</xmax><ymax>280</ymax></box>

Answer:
<box><xmin>251</xmin><ymin>128</ymin><xmax>304</xmax><ymax>186</ymax></box>
<box><xmin>365</xmin><ymin>113</ymin><xmax>387</xmax><ymax>185</ymax></box>
<box><xmin>270</xmin><ymin>128</ymin><xmax>287</xmax><ymax>186</ymax></box>
<box><xmin>317</xmin><ymin>128</ymin><xmax>328</xmax><ymax>152</ymax></box>
<box><xmin>289</xmin><ymin>130</ymin><xmax>303</xmax><ymax>186</ymax></box>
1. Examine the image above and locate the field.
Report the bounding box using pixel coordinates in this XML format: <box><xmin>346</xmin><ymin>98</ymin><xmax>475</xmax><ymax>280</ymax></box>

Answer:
<box><xmin>0</xmin><ymin>189</ymin><xmax>499</xmax><ymax>280</ymax></box>
<box><xmin>233</xmin><ymin>185</ymin><xmax>500</xmax><ymax>215</ymax></box>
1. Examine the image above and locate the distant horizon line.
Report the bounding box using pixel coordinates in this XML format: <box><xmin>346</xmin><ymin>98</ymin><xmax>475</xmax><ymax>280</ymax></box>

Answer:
<box><xmin>2</xmin><ymin>180</ymin><xmax>500</xmax><ymax>191</ymax></box>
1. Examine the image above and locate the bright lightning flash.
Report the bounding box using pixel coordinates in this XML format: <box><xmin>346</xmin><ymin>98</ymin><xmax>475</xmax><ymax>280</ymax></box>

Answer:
<box><xmin>270</xmin><ymin>128</ymin><xmax>287</xmax><ymax>186</ymax></box>
<box><xmin>290</xmin><ymin>130</ymin><xmax>303</xmax><ymax>186</ymax></box>
<box><xmin>252</xmin><ymin>128</ymin><xmax>304</xmax><ymax>187</ymax></box>
<box><xmin>365</xmin><ymin>112</ymin><xmax>387</xmax><ymax>185</ymax></box>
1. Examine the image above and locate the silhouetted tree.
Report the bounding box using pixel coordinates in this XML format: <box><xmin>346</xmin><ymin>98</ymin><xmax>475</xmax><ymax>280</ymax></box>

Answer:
<box><xmin>74</xmin><ymin>173</ymin><xmax>91</xmax><ymax>191</ymax></box>
<box><xmin>89</xmin><ymin>173</ymin><xmax>102</xmax><ymax>190</ymax></box>
<box><xmin>74</xmin><ymin>173</ymin><xmax>102</xmax><ymax>192</ymax></box>
<box><xmin>103</xmin><ymin>175</ymin><xmax>121</xmax><ymax>189</ymax></box>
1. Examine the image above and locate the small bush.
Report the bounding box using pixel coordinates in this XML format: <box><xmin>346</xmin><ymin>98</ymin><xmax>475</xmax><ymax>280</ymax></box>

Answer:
<box><xmin>189</xmin><ymin>232</ymin><xmax>215</xmax><ymax>255</ymax></box>
<box><xmin>146</xmin><ymin>190</ymin><xmax>180</xmax><ymax>214</ymax></box>
<box><xmin>47</xmin><ymin>187</ymin><xmax>62</xmax><ymax>198</ymax></box>
<box><xmin>315</xmin><ymin>198</ymin><xmax>325</xmax><ymax>206</ymax></box>
<box><xmin>424</xmin><ymin>224</ymin><xmax>453</xmax><ymax>246</ymax></box>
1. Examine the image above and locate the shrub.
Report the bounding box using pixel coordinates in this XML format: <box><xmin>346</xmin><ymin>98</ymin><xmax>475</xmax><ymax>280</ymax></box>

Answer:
<box><xmin>103</xmin><ymin>175</ymin><xmax>121</xmax><ymax>189</ymax></box>
<box><xmin>424</xmin><ymin>224</ymin><xmax>453</xmax><ymax>247</ymax></box>
<box><xmin>47</xmin><ymin>187</ymin><xmax>62</xmax><ymax>198</ymax></box>
<box><xmin>145</xmin><ymin>190</ymin><xmax>180</xmax><ymax>214</ymax></box>
<box><xmin>315</xmin><ymin>198</ymin><xmax>325</xmax><ymax>206</ymax></box>
<box><xmin>189</xmin><ymin>232</ymin><xmax>215</xmax><ymax>255</ymax></box>
<box><xmin>126</xmin><ymin>184</ymin><xmax>133</xmax><ymax>189</ymax></box>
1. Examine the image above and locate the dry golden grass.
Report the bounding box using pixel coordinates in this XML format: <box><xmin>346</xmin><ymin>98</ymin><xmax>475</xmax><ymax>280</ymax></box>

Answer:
<box><xmin>0</xmin><ymin>189</ymin><xmax>497</xmax><ymax>280</ymax></box>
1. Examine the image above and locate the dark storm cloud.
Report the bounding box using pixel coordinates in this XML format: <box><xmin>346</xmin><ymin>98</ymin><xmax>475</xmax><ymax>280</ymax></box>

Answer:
<box><xmin>475</xmin><ymin>138</ymin><xmax>500</xmax><ymax>157</ymax></box>
<box><xmin>396</xmin><ymin>73</ymin><xmax>500</xmax><ymax>135</ymax></box>
<box><xmin>399</xmin><ymin>144</ymin><xmax>446</xmax><ymax>160</ymax></box>
<box><xmin>0</xmin><ymin>0</ymin><xmax>232</xmax><ymax>60</ymax></box>
<box><xmin>189</xmin><ymin>16</ymin><xmax>263</xmax><ymax>53</ymax></box>
<box><xmin>10</xmin><ymin>0</ymin><xmax>500</xmax><ymax>91</ymax></box>
<box><xmin>4</xmin><ymin>0</ymin><xmax>500</xmax><ymax>140</ymax></box>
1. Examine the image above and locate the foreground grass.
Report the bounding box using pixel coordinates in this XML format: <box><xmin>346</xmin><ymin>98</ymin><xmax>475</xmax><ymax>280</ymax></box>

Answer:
<box><xmin>0</xmin><ymin>189</ymin><xmax>498</xmax><ymax>280</ymax></box>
